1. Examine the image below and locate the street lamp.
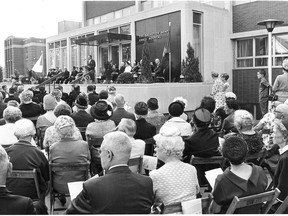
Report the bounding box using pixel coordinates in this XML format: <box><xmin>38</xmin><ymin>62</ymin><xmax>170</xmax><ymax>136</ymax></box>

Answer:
<box><xmin>257</xmin><ymin>19</ymin><xmax>284</xmax><ymax>86</ymax></box>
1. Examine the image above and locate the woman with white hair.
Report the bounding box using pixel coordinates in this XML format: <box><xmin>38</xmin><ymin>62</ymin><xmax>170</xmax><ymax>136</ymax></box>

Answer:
<box><xmin>234</xmin><ymin>109</ymin><xmax>264</xmax><ymax>155</ymax></box>
<box><xmin>150</xmin><ymin>126</ymin><xmax>199</xmax><ymax>206</ymax></box>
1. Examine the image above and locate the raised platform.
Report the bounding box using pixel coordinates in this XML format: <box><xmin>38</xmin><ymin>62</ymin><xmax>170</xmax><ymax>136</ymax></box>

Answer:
<box><xmin>44</xmin><ymin>82</ymin><xmax>213</xmax><ymax>114</ymax></box>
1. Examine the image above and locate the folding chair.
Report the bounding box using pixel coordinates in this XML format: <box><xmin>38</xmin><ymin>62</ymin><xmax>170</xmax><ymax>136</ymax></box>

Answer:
<box><xmin>77</xmin><ymin>127</ymin><xmax>87</xmax><ymax>141</ymax></box>
<box><xmin>87</xmin><ymin>135</ymin><xmax>103</xmax><ymax>176</ymax></box>
<box><xmin>162</xmin><ymin>193</ymin><xmax>213</xmax><ymax>214</ymax></box>
<box><xmin>245</xmin><ymin>149</ymin><xmax>267</xmax><ymax>166</ymax></box>
<box><xmin>49</xmin><ymin>162</ymin><xmax>90</xmax><ymax>214</ymax></box>
<box><xmin>36</xmin><ymin>126</ymin><xmax>47</xmax><ymax>150</ymax></box>
<box><xmin>8</xmin><ymin>169</ymin><xmax>41</xmax><ymax>200</ymax></box>
<box><xmin>128</xmin><ymin>157</ymin><xmax>143</xmax><ymax>174</ymax></box>
<box><xmin>225</xmin><ymin>188</ymin><xmax>280</xmax><ymax>214</ymax></box>
<box><xmin>275</xmin><ymin>195</ymin><xmax>288</xmax><ymax>214</ymax></box>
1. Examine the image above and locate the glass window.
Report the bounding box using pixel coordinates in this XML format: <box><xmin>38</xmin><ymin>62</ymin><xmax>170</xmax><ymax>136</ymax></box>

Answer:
<box><xmin>94</xmin><ymin>17</ymin><xmax>100</xmax><ymax>25</ymax></box>
<box><xmin>80</xmin><ymin>45</ymin><xmax>86</xmax><ymax>67</ymax></box>
<box><xmin>101</xmin><ymin>47</ymin><xmax>108</xmax><ymax>70</ymax></box>
<box><xmin>55</xmin><ymin>41</ymin><xmax>60</xmax><ymax>49</ymax></box>
<box><xmin>237</xmin><ymin>59</ymin><xmax>253</xmax><ymax>67</ymax></box>
<box><xmin>87</xmin><ymin>18</ymin><xmax>93</xmax><ymax>26</ymax></box>
<box><xmin>112</xmin><ymin>46</ymin><xmax>119</xmax><ymax>67</ymax></box>
<box><xmin>61</xmin><ymin>47</ymin><xmax>67</xmax><ymax>68</ymax></box>
<box><xmin>49</xmin><ymin>43</ymin><xmax>54</xmax><ymax>49</ymax></box>
<box><xmin>71</xmin><ymin>46</ymin><xmax>77</xmax><ymax>67</ymax></box>
<box><xmin>115</xmin><ymin>10</ymin><xmax>122</xmax><ymax>19</ymax></box>
<box><xmin>61</xmin><ymin>40</ymin><xmax>67</xmax><ymax>47</ymax></box>
<box><xmin>101</xmin><ymin>15</ymin><xmax>107</xmax><ymax>23</ymax></box>
<box><xmin>193</xmin><ymin>12</ymin><xmax>202</xmax><ymax>24</ymax></box>
<box><xmin>141</xmin><ymin>0</ymin><xmax>152</xmax><ymax>11</ymax></box>
<box><xmin>255</xmin><ymin>58</ymin><xmax>267</xmax><ymax>67</ymax></box>
<box><xmin>255</xmin><ymin>37</ymin><xmax>268</xmax><ymax>56</ymax></box>
<box><xmin>122</xmin><ymin>44</ymin><xmax>131</xmax><ymax>62</ymax></box>
<box><xmin>71</xmin><ymin>38</ymin><xmax>77</xmax><ymax>45</ymax></box>
<box><xmin>49</xmin><ymin>50</ymin><xmax>55</xmax><ymax>68</ymax></box>
<box><xmin>109</xmin><ymin>28</ymin><xmax>118</xmax><ymax>34</ymax></box>
<box><xmin>55</xmin><ymin>48</ymin><xmax>60</xmax><ymax>68</ymax></box>
<box><xmin>275</xmin><ymin>34</ymin><xmax>288</xmax><ymax>55</ymax></box>
<box><xmin>123</xmin><ymin>7</ymin><xmax>131</xmax><ymax>16</ymax></box>
<box><xmin>120</xmin><ymin>25</ymin><xmax>130</xmax><ymax>35</ymax></box>
<box><xmin>237</xmin><ymin>39</ymin><xmax>253</xmax><ymax>57</ymax></box>
<box><xmin>99</xmin><ymin>30</ymin><xmax>108</xmax><ymax>35</ymax></box>
<box><xmin>106</xmin><ymin>12</ymin><xmax>114</xmax><ymax>21</ymax></box>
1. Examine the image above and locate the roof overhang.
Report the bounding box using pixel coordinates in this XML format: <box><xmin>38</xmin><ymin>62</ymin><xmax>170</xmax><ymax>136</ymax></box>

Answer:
<box><xmin>76</xmin><ymin>33</ymin><xmax>131</xmax><ymax>46</ymax></box>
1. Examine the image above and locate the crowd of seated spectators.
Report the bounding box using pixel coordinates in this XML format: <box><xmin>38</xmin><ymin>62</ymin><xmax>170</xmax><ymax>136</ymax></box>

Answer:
<box><xmin>1</xmin><ymin>81</ymin><xmax>288</xmax><ymax>214</ymax></box>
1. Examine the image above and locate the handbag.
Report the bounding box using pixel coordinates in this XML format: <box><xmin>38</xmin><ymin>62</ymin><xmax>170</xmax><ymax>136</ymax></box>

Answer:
<box><xmin>268</xmin><ymin>93</ymin><xmax>278</xmax><ymax>101</ymax></box>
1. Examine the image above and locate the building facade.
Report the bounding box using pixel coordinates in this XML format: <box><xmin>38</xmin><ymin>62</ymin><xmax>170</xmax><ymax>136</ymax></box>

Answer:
<box><xmin>46</xmin><ymin>0</ymin><xmax>233</xmax><ymax>82</ymax></box>
<box><xmin>4</xmin><ymin>36</ymin><xmax>46</xmax><ymax>78</ymax></box>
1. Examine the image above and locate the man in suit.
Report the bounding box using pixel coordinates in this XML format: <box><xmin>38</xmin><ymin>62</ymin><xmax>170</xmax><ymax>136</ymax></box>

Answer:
<box><xmin>134</xmin><ymin>102</ymin><xmax>156</xmax><ymax>156</ymax></box>
<box><xmin>87</xmin><ymin>55</ymin><xmax>96</xmax><ymax>83</ymax></box>
<box><xmin>65</xmin><ymin>131</ymin><xmax>153</xmax><ymax>214</ymax></box>
<box><xmin>0</xmin><ymin>145</ymin><xmax>36</xmax><ymax>214</ymax></box>
<box><xmin>110</xmin><ymin>94</ymin><xmax>135</xmax><ymax>126</ymax></box>
<box><xmin>87</xmin><ymin>85</ymin><xmax>99</xmax><ymax>106</ymax></box>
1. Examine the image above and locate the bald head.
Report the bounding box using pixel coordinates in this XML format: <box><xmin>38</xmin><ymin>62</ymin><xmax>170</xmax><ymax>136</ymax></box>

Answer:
<box><xmin>114</xmin><ymin>94</ymin><xmax>125</xmax><ymax>108</ymax></box>
<box><xmin>0</xmin><ymin>145</ymin><xmax>10</xmax><ymax>183</ymax></box>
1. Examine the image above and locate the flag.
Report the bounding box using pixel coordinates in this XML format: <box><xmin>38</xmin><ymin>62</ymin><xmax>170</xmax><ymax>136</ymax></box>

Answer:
<box><xmin>32</xmin><ymin>53</ymin><xmax>43</xmax><ymax>74</ymax></box>
<box><xmin>162</xmin><ymin>22</ymin><xmax>171</xmax><ymax>57</ymax></box>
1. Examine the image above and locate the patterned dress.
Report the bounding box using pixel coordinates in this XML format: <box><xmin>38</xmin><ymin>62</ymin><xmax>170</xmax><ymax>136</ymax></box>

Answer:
<box><xmin>211</xmin><ymin>78</ymin><xmax>225</xmax><ymax>110</ymax></box>
<box><xmin>150</xmin><ymin>160</ymin><xmax>199</xmax><ymax>205</ymax></box>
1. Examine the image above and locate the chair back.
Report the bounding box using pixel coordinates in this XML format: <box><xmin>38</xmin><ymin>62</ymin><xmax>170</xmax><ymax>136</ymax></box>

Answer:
<box><xmin>77</xmin><ymin>127</ymin><xmax>87</xmax><ymax>141</ymax></box>
<box><xmin>8</xmin><ymin>169</ymin><xmax>41</xmax><ymax>199</ymax></box>
<box><xmin>128</xmin><ymin>157</ymin><xmax>143</xmax><ymax>174</ymax></box>
<box><xmin>225</xmin><ymin>188</ymin><xmax>280</xmax><ymax>214</ymax></box>
<box><xmin>275</xmin><ymin>195</ymin><xmax>288</xmax><ymax>214</ymax></box>
<box><xmin>87</xmin><ymin>135</ymin><xmax>103</xmax><ymax>148</ymax></box>
<box><xmin>245</xmin><ymin>149</ymin><xmax>267</xmax><ymax>166</ymax></box>
<box><xmin>190</xmin><ymin>155</ymin><xmax>227</xmax><ymax>169</ymax></box>
<box><xmin>162</xmin><ymin>194</ymin><xmax>213</xmax><ymax>214</ymax></box>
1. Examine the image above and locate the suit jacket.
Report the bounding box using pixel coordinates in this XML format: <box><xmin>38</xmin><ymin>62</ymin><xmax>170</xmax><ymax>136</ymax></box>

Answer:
<box><xmin>87</xmin><ymin>59</ymin><xmax>96</xmax><ymax>71</ymax></box>
<box><xmin>70</xmin><ymin>110</ymin><xmax>94</xmax><ymax>128</ymax></box>
<box><xmin>110</xmin><ymin>107</ymin><xmax>135</xmax><ymax>126</ymax></box>
<box><xmin>274</xmin><ymin>148</ymin><xmax>288</xmax><ymax>201</ymax></box>
<box><xmin>0</xmin><ymin>187</ymin><xmax>36</xmax><ymax>214</ymax></box>
<box><xmin>65</xmin><ymin>166</ymin><xmax>153</xmax><ymax>214</ymax></box>
<box><xmin>88</xmin><ymin>92</ymin><xmax>99</xmax><ymax>106</ymax></box>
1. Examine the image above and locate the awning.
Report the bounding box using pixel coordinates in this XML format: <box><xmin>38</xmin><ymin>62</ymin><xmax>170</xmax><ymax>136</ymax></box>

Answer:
<box><xmin>76</xmin><ymin>33</ymin><xmax>131</xmax><ymax>46</ymax></box>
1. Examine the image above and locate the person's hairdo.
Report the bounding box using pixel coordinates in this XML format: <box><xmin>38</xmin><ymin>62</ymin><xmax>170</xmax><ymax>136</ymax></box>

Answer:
<box><xmin>114</xmin><ymin>94</ymin><xmax>125</xmax><ymax>107</ymax></box>
<box><xmin>226</xmin><ymin>98</ymin><xmax>239</xmax><ymax>110</ymax></box>
<box><xmin>211</xmin><ymin>71</ymin><xmax>219</xmax><ymax>78</ymax></box>
<box><xmin>193</xmin><ymin>107</ymin><xmax>211</xmax><ymax>128</ymax></box>
<box><xmin>14</xmin><ymin>118</ymin><xmax>36</xmax><ymax>138</ymax></box>
<box><xmin>134</xmin><ymin>101</ymin><xmax>148</xmax><ymax>116</ymax></box>
<box><xmin>234</xmin><ymin>109</ymin><xmax>254</xmax><ymax>131</ymax></box>
<box><xmin>0</xmin><ymin>93</ymin><xmax>3</xmax><ymax>102</ymax></box>
<box><xmin>200</xmin><ymin>96</ymin><xmax>215</xmax><ymax>113</ymax></box>
<box><xmin>215</xmin><ymin>107</ymin><xmax>227</xmax><ymax>121</ymax></box>
<box><xmin>87</xmin><ymin>85</ymin><xmax>94</xmax><ymax>92</ymax></box>
<box><xmin>117</xmin><ymin>118</ymin><xmax>137</xmax><ymax>137</ymax></box>
<box><xmin>222</xmin><ymin>135</ymin><xmax>248</xmax><ymax>165</ymax></box>
<box><xmin>258</xmin><ymin>69</ymin><xmax>266</xmax><ymax>77</ymax></box>
<box><xmin>74</xmin><ymin>85</ymin><xmax>80</xmax><ymax>92</ymax></box>
<box><xmin>173</xmin><ymin>96</ymin><xmax>187</xmax><ymax>108</ymax></box>
<box><xmin>0</xmin><ymin>145</ymin><xmax>9</xmax><ymax>172</ymax></box>
<box><xmin>55</xmin><ymin>85</ymin><xmax>63</xmax><ymax>91</ymax></box>
<box><xmin>220</xmin><ymin>73</ymin><xmax>229</xmax><ymax>81</ymax></box>
<box><xmin>54</xmin><ymin>104</ymin><xmax>72</xmax><ymax>117</ymax></box>
<box><xmin>99</xmin><ymin>90</ymin><xmax>108</xmax><ymax>100</ymax></box>
<box><xmin>54</xmin><ymin>115</ymin><xmax>76</xmax><ymax>139</ymax></box>
<box><xmin>8</xmin><ymin>87</ymin><xmax>15</xmax><ymax>95</ymax></box>
<box><xmin>153</xmin><ymin>126</ymin><xmax>184</xmax><ymax>159</ymax></box>
<box><xmin>51</xmin><ymin>89</ymin><xmax>62</xmax><ymax>99</ymax></box>
<box><xmin>3</xmin><ymin>106</ymin><xmax>22</xmax><ymax>123</ymax></box>
<box><xmin>102</xmin><ymin>131</ymin><xmax>132</xmax><ymax>157</ymax></box>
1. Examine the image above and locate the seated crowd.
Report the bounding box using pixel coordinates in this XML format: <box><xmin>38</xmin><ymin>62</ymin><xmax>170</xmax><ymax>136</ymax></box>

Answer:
<box><xmin>0</xmin><ymin>82</ymin><xmax>288</xmax><ymax>214</ymax></box>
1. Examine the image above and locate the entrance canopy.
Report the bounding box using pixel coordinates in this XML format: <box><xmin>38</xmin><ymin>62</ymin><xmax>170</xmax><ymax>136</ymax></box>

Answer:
<box><xmin>76</xmin><ymin>33</ymin><xmax>131</xmax><ymax>46</ymax></box>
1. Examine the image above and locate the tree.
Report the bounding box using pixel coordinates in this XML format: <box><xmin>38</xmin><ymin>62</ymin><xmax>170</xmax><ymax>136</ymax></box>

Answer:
<box><xmin>181</xmin><ymin>42</ymin><xmax>202</xmax><ymax>82</ymax></box>
<box><xmin>140</xmin><ymin>40</ymin><xmax>153</xmax><ymax>83</ymax></box>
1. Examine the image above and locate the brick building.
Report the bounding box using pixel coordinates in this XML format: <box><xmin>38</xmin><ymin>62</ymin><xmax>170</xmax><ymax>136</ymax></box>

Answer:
<box><xmin>4</xmin><ymin>36</ymin><xmax>46</xmax><ymax>78</ymax></box>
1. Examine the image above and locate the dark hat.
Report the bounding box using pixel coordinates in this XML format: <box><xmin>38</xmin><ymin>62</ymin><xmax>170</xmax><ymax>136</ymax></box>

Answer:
<box><xmin>193</xmin><ymin>108</ymin><xmax>211</xmax><ymax>127</ymax></box>
<box><xmin>75</xmin><ymin>95</ymin><xmax>88</xmax><ymax>109</ymax></box>
<box><xmin>99</xmin><ymin>90</ymin><xmax>108</xmax><ymax>100</ymax></box>
<box><xmin>147</xmin><ymin>98</ymin><xmax>159</xmax><ymax>110</ymax></box>
<box><xmin>134</xmin><ymin>102</ymin><xmax>148</xmax><ymax>116</ymax></box>
<box><xmin>168</xmin><ymin>101</ymin><xmax>184</xmax><ymax>117</ymax></box>
<box><xmin>90</xmin><ymin>100</ymin><xmax>113</xmax><ymax>120</ymax></box>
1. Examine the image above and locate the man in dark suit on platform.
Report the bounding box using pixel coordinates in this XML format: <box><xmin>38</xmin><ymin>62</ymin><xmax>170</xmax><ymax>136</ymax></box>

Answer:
<box><xmin>110</xmin><ymin>94</ymin><xmax>135</xmax><ymax>126</ymax></box>
<box><xmin>87</xmin><ymin>55</ymin><xmax>96</xmax><ymax>82</ymax></box>
<box><xmin>65</xmin><ymin>131</ymin><xmax>153</xmax><ymax>214</ymax></box>
<box><xmin>0</xmin><ymin>145</ymin><xmax>36</xmax><ymax>214</ymax></box>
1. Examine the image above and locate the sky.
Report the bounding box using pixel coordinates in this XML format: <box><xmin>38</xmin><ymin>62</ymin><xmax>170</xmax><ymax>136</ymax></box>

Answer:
<box><xmin>0</xmin><ymin>0</ymin><xmax>83</xmax><ymax>67</ymax></box>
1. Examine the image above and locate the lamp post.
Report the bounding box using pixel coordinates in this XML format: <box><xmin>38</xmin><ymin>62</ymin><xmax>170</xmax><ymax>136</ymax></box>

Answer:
<box><xmin>257</xmin><ymin>19</ymin><xmax>284</xmax><ymax>86</ymax></box>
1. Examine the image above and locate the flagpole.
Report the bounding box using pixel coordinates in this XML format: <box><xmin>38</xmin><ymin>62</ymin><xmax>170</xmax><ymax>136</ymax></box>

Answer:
<box><xmin>168</xmin><ymin>22</ymin><xmax>171</xmax><ymax>83</ymax></box>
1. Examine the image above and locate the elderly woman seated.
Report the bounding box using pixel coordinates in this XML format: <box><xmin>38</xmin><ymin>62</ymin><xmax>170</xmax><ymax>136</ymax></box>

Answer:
<box><xmin>49</xmin><ymin>115</ymin><xmax>90</xmax><ymax>198</ymax></box>
<box><xmin>234</xmin><ymin>109</ymin><xmax>264</xmax><ymax>155</ymax></box>
<box><xmin>210</xmin><ymin>135</ymin><xmax>268</xmax><ymax>214</ymax></box>
<box><xmin>149</xmin><ymin>126</ymin><xmax>199</xmax><ymax>206</ymax></box>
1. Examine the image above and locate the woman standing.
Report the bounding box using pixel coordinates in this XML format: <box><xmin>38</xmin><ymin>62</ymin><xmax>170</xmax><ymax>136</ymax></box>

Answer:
<box><xmin>273</xmin><ymin>58</ymin><xmax>288</xmax><ymax>103</ymax></box>
<box><xmin>211</xmin><ymin>72</ymin><xmax>225</xmax><ymax>110</ymax></box>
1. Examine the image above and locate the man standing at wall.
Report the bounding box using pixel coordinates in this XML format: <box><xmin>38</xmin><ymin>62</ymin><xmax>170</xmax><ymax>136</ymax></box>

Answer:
<box><xmin>87</xmin><ymin>55</ymin><xmax>96</xmax><ymax>83</ymax></box>
<box><xmin>257</xmin><ymin>69</ymin><xmax>270</xmax><ymax>116</ymax></box>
